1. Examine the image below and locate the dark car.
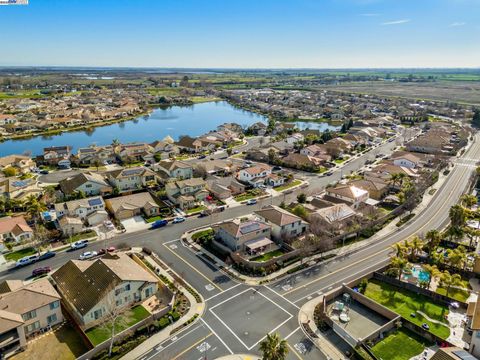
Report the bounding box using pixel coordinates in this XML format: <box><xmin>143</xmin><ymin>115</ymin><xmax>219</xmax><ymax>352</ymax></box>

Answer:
<box><xmin>198</xmin><ymin>154</ymin><xmax>207</xmax><ymax>159</ymax></box>
<box><xmin>32</xmin><ymin>266</ymin><xmax>51</xmax><ymax>277</ymax></box>
<box><xmin>40</xmin><ymin>170</ymin><xmax>49</xmax><ymax>175</ymax></box>
<box><xmin>151</xmin><ymin>219</ymin><xmax>168</xmax><ymax>229</ymax></box>
<box><xmin>38</xmin><ymin>251</ymin><xmax>56</xmax><ymax>261</ymax></box>
<box><xmin>198</xmin><ymin>212</ymin><xmax>209</xmax><ymax>218</ymax></box>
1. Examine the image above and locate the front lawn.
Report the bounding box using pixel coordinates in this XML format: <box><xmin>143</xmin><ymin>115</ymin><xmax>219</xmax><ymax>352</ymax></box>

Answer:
<box><xmin>436</xmin><ymin>286</ymin><xmax>470</xmax><ymax>302</ymax></box>
<box><xmin>145</xmin><ymin>215</ymin><xmax>163</xmax><ymax>223</ymax></box>
<box><xmin>275</xmin><ymin>180</ymin><xmax>302</xmax><ymax>192</ymax></box>
<box><xmin>68</xmin><ymin>230</ymin><xmax>97</xmax><ymax>242</ymax></box>
<box><xmin>234</xmin><ymin>189</ymin><xmax>264</xmax><ymax>202</ymax></box>
<box><xmin>192</xmin><ymin>229</ymin><xmax>214</xmax><ymax>242</ymax></box>
<box><xmin>364</xmin><ymin>280</ymin><xmax>450</xmax><ymax>339</ymax></box>
<box><xmin>370</xmin><ymin>328</ymin><xmax>432</xmax><ymax>360</ymax></box>
<box><xmin>85</xmin><ymin>305</ymin><xmax>150</xmax><ymax>346</ymax></box>
<box><xmin>4</xmin><ymin>247</ymin><xmax>37</xmax><ymax>261</ymax></box>
<box><xmin>250</xmin><ymin>249</ymin><xmax>285</xmax><ymax>262</ymax></box>
<box><xmin>185</xmin><ymin>205</ymin><xmax>206</xmax><ymax>214</ymax></box>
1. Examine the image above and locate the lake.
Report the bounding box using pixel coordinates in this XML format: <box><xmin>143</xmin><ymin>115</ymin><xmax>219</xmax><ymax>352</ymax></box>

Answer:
<box><xmin>0</xmin><ymin>101</ymin><xmax>339</xmax><ymax>156</ymax></box>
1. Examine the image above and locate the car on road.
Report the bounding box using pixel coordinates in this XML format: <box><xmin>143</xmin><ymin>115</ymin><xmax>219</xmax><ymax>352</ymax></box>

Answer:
<box><xmin>246</xmin><ymin>199</ymin><xmax>257</xmax><ymax>205</ymax></box>
<box><xmin>245</xmin><ymin>160</ymin><xmax>253</xmax><ymax>165</ymax></box>
<box><xmin>39</xmin><ymin>170</ymin><xmax>49</xmax><ymax>175</ymax></box>
<box><xmin>38</xmin><ymin>251</ymin><xmax>56</xmax><ymax>261</ymax></box>
<box><xmin>98</xmin><ymin>247</ymin><xmax>116</xmax><ymax>255</ymax></box>
<box><xmin>79</xmin><ymin>251</ymin><xmax>98</xmax><ymax>260</ymax></box>
<box><xmin>233</xmin><ymin>150</ymin><xmax>240</xmax><ymax>154</ymax></box>
<box><xmin>70</xmin><ymin>239</ymin><xmax>88</xmax><ymax>250</ymax></box>
<box><xmin>325</xmin><ymin>171</ymin><xmax>333</xmax><ymax>176</ymax></box>
<box><xmin>15</xmin><ymin>255</ymin><xmax>39</xmax><ymax>268</ymax></box>
<box><xmin>32</xmin><ymin>266</ymin><xmax>51</xmax><ymax>277</ymax></box>
<box><xmin>198</xmin><ymin>154</ymin><xmax>207</xmax><ymax>159</ymax></box>
<box><xmin>172</xmin><ymin>217</ymin><xmax>186</xmax><ymax>224</ymax></box>
<box><xmin>151</xmin><ymin>219</ymin><xmax>168</xmax><ymax>229</ymax></box>
<box><xmin>198</xmin><ymin>212</ymin><xmax>209</xmax><ymax>218</ymax></box>
<box><xmin>272</xmin><ymin>166</ymin><xmax>282</xmax><ymax>172</ymax></box>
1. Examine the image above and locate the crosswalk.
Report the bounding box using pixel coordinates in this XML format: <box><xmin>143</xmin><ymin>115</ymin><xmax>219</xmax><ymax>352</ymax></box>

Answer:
<box><xmin>454</xmin><ymin>157</ymin><xmax>478</xmax><ymax>168</ymax></box>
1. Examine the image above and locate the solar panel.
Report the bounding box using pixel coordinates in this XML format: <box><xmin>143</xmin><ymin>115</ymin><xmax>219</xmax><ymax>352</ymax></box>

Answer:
<box><xmin>453</xmin><ymin>350</ymin><xmax>477</xmax><ymax>360</ymax></box>
<box><xmin>240</xmin><ymin>222</ymin><xmax>261</xmax><ymax>234</ymax></box>
<box><xmin>122</xmin><ymin>168</ymin><xmax>143</xmax><ymax>176</ymax></box>
<box><xmin>12</xmin><ymin>181</ymin><xmax>27</xmax><ymax>187</ymax></box>
<box><xmin>88</xmin><ymin>198</ymin><xmax>103</xmax><ymax>206</ymax></box>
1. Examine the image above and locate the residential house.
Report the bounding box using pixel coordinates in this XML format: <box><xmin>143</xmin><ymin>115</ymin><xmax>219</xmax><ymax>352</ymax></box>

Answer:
<box><xmin>0</xmin><ymin>216</ymin><xmax>33</xmax><ymax>249</ymax></box>
<box><xmin>324</xmin><ymin>138</ymin><xmax>353</xmax><ymax>157</ymax></box>
<box><xmin>349</xmin><ymin>179</ymin><xmax>389</xmax><ymax>200</ymax></box>
<box><xmin>54</xmin><ymin>196</ymin><xmax>106</xmax><ymax>222</ymax></box>
<box><xmin>106</xmin><ymin>167</ymin><xmax>157</xmax><ymax>193</ymax></box>
<box><xmin>406</xmin><ymin>134</ymin><xmax>451</xmax><ymax>155</ymax></box>
<box><xmin>285</xmin><ymin>133</ymin><xmax>304</xmax><ymax>145</ymax></box>
<box><xmin>0</xmin><ymin>155</ymin><xmax>35</xmax><ymax>175</ymax></box>
<box><xmin>214</xmin><ymin>218</ymin><xmax>272</xmax><ymax>253</ymax></box>
<box><xmin>43</xmin><ymin>146</ymin><xmax>72</xmax><ymax>165</ymax></box>
<box><xmin>310</xmin><ymin>203</ymin><xmax>357</xmax><ymax>232</ymax></box>
<box><xmin>105</xmin><ymin>192</ymin><xmax>160</xmax><ymax>220</ymax></box>
<box><xmin>175</xmin><ymin>136</ymin><xmax>204</xmax><ymax>153</ymax></box>
<box><xmin>266</xmin><ymin>173</ymin><xmax>285</xmax><ymax>187</ymax></box>
<box><xmin>430</xmin><ymin>347</ymin><xmax>473</xmax><ymax>360</ymax></box>
<box><xmin>0</xmin><ymin>114</ymin><xmax>17</xmax><ymax>125</ymax></box>
<box><xmin>51</xmin><ymin>253</ymin><xmax>158</xmax><ymax>328</ymax></box>
<box><xmin>325</xmin><ymin>184</ymin><xmax>369</xmax><ymax>209</ymax></box>
<box><xmin>300</xmin><ymin>144</ymin><xmax>329</xmax><ymax>158</ymax></box>
<box><xmin>467</xmin><ymin>297</ymin><xmax>480</xmax><ymax>358</ymax></box>
<box><xmin>76</xmin><ymin>145</ymin><xmax>115</xmax><ymax>165</ymax></box>
<box><xmin>217</xmin><ymin>122</ymin><xmax>243</xmax><ymax>134</ymax></box>
<box><xmin>165</xmin><ymin>178</ymin><xmax>208</xmax><ymax>209</ymax></box>
<box><xmin>237</xmin><ymin>165</ymin><xmax>272</xmax><ymax>187</ymax></box>
<box><xmin>206</xmin><ymin>176</ymin><xmax>245</xmax><ymax>200</ymax></box>
<box><xmin>0</xmin><ymin>177</ymin><xmax>43</xmax><ymax>200</ymax></box>
<box><xmin>0</xmin><ymin>278</ymin><xmax>63</xmax><ymax>355</ymax></box>
<box><xmin>196</xmin><ymin>159</ymin><xmax>236</xmax><ymax>176</ymax></box>
<box><xmin>155</xmin><ymin>160</ymin><xmax>193</xmax><ymax>180</ymax></box>
<box><xmin>58</xmin><ymin>216</ymin><xmax>84</xmax><ymax>236</ymax></box>
<box><xmin>390</xmin><ymin>151</ymin><xmax>434</xmax><ymax>169</ymax></box>
<box><xmin>282</xmin><ymin>153</ymin><xmax>326</xmax><ymax>170</ymax></box>
<box><xmin>149</xmin><ymin>140</ymin><xmax>179</xmax><ymax>158</ymax></box>
<box><xmin>59</xmin><ymin>172</ymin><xmax>112</xmax><ymax>197</ymax></box>
<box><xmin>115</xmin><ymin>143</ymin><xmax>153</xmax><ymax>163</ymax></box>
<box><xmin>255</xmin><ymin>205</ymin><xmax>308</xmax><ymax>242</ymax></box>
<box><xmin>248</xmin><ymin>122</ymin><xmax>267</xmax><ymax>136</ymax></box>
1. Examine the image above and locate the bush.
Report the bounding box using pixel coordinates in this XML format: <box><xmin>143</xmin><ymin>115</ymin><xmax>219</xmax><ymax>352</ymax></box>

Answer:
<box><xmin>142</xmin><ymin>247</ymin><xmax>152</xmax><ymax>255</ymax></box>
<box><xmin>157</xmin><ymin>317</ymin><xmax>170</xmax><ymax>329</ymax></box>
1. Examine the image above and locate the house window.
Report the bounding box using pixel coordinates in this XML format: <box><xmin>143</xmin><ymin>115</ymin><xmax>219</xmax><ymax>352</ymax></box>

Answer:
<box><xmin>145</xmin><ymin>287</ymin><xmax>153</xmax><ymax>297</ymax></box>
<box><xmin>47</xmin><ymin>314</ymin><xmax>58</xmax><ymax>324</ymax></box>
<box><xmin>85</xmin><ymin>184</ymin><xmax>92</xmax><ymax>188</ymax></box>
<box><xmin>125</xmin><ymin>284</ymin><xmax>131</xmax><ymax>291</ymax></box>
<box><xmin>93</xmin><ymin>309</ymin><xmax>102</xmax><ymax>320</ymax></box>
<box><xmin>50</xmin><ymin>301</ymin><xmax>60</xmax><ymax>310</ymax></box>
<box><xmin>26</xmin><ymin>321</ymin><xmax>40</xmax><ymax>333</ymax></box>
<box><xmin>22</xmin><ymin>309</ymin><xmax>37</xmax><ymax>321</ymax></box>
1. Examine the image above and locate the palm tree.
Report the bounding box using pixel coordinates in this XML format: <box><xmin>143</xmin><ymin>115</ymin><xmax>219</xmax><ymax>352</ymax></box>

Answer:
<box><xmin>259</xmin><ymin>333</ymin><xmax>289</xmax><ymax>360</ymax></box>
<box><xmin>425</xmin><ymin>229</ymin><xmax>442</xmax><ymax>254</ymax></box>
<box><xmin>439</xmin><ymin>271</ymin><xmax>462</xmax><ymax>297</ymax></box>
<box><xmin>450</xmin><ymin>204</ymin><xmax>467</xmax><ymax>230</ymax></box>
<box><xmin>26</xmin><ymin>199</ymin><xmax>47</xmax><ymax>225</ymax></box>
<box><xmin>389</xmin><ymin>173</ymin><xmax>402</xmax><ymax>190</ymax></box>
<box><xmin>461</xmin><ymin>194</ymin><xmax>477</xmax><ymax>208</ymax></box>
<box><xmin>422</xmin><ymin>264</ymin><xmax>440</xmax><ymax>289</ymax></box>
<box><xmin>447</xmin><ymin>246</ymin><xmax>467</xmax><ymax>270</ymax></box>
<box><xmin>391</xmin><ymin>256</ymin><xmax>408</xmax><ymax>280</ymax></box>
<box><xmin>392</xmin><ymin>242</ymin><xmax>407</xmax><ymax>258</ymax></box>
<box><xmin>409</xmin><ymin>236</ymin><xmax>424</xmax><ymax>260</ymax></box>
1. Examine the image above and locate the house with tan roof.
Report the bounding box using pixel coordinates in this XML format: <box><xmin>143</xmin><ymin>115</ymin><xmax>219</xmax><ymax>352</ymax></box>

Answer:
<box><xmin>175</xmin><ymin>136</ymin><xmax>204</xmax><ymax>153</ymax></box>
<box><xmin>51</xmin><ymin>253</ymin><xmax>158</xmax><ymax>328</ymax></box>
<box><xmin>310</xmin><ymin>203</ymin><xmax>357</xmax><ymax>232</ymax></box>
<box><xmin>466</xmin><ymin>296</ymin><xmax>480</xmax><ymax>357</ymax></box>
<box><xmin>106</xmin><ymin>166</ymin><xmax>157</xmax><ymax>193</ymax></box>
<box><xmin>349</xmin><ymin>179</ymin><xmax>389</xmax><ymax>200</ymax></box>
<box><xmin>237</xmin><ymin>165</ymin><xmax>272</xmax><ymax>187</ymax></box>
<box><xmin>105</xmin><ymin>192</ymin><xmax>161</xmax><ymax>220</ymax></box>
<box><xmin>0</xmin><ymin>154</ymin><xmax>35</xmax><ymax>175</ymax></box>
<box><xmin>0</xmin><ymin>177</ymin><xmax>43</xmax><ymax>201</ymax></box>
<box><xmin>325</xmin><ymin>184</ymin><xmax>369</xmax><ymax>209</ymax></box>
<box><xmin>43</xmin><ymin>146</ymin><xmax>72</xmax><ymax>165</ymax></box>
<box><xmin>155</xmin><ymin>160</ymin><xmax>193</xmax><ymax>179</ymax></box>
<box><xmin>282</xmin><ymin>153</ymin><xmax>326</xmax><ymax>170</ymax></box>
<box><xmin>115</xmin><ymin>142</ymin><xmax>153</xmax><ymax>162</ymax></box>
<box><xmin>59</xmin><ymin>171</ymin><xmax>112</xmax><ymax>196</ymax></box>
<box><xmin>0</xmin><ymin>278</ymin><xmax>63</xmax><ymax>355</ymax></box>
<box><xmin>214</xmin><ymin>218</ymin><xmax>272</xmax><ymax>253</ymax></box>
<box><xmin>165</xmin><ymin>178</ymin><xmax>208</xmax><ymax>209</ymax></box>
<box><xmin>0</xmin><ymin>216</ymin><xmax>33</xmax><ymax>249</ymax></box>
<box><xmin>76</xmin><ymin>145</ymin><xmax>115</xmax><ymax>165</ymax></box>
<box><xmin>255</xmin><ymin>205</ymin><xmax>308</xmax><ymax>241</ymax></box>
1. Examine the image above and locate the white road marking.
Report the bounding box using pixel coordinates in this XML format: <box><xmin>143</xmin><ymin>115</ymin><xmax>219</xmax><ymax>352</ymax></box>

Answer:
<box><xmin>169</xmin><ymin>244</ymin><xmax>178</xmax><ymax>250</ymax></box>
<box><xmin>205</xmin><ymin>283</ymin><xmax>242</xmax><ymax>302</ymax></box>
<box><xmin>285</xmin><ymin>326</ymin><xmax>301</xmax><ymax>340</ymax></box>
<box><xmin>200</xmin><ymin>318</ymin><xmax>234</xmax><ymax>355</ymax></box>
<box><xmin>205</xmin><ymin>284</ymin><xmax>215</xmax><ymax>291</ymax></box>
<box><xmin>144</xmin><ymin>325</ymin><xmax>202</xmax><ymax>360</ymax></box>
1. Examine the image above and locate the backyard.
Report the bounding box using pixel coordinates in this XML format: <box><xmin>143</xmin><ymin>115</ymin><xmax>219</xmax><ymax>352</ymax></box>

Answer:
<box><xmin>364</xmin><ymin>279</ymin><xmax>451</xmax><ymax>339</ymax></box>
<box><xmin>85</xmin><ymin>305</ymin><xmax>150</xmax><ymax>346</ymax></box>
<box><xmin>250</xmin><ymin>249</ymin><xmax>285</xmax><ymax>262</ymax></box>
<box><xmin>370</xmin><ymin>328</ymin><xmax>432</xmax><ymax>360</ymax></box>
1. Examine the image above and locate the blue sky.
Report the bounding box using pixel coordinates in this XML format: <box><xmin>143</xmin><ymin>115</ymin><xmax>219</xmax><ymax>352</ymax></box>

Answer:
<box><xmin>0</xmin><ymin>0</ymin><xmax>479</xmax><ymax>68</ymax></box>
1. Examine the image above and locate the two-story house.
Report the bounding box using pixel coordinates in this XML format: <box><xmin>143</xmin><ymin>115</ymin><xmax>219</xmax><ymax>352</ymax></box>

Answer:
<box><xmin>0</xmin><ymin>155</ymin><xmax>35</xmax><ymax>175</ymax></box>
<box><xmin>54</xmin><ymin>196</ymin><xmax>107</xmax><ymax>227</ymax></box>
<box><xmin>214</xmin><ymin>218</ymin><xmax>272</xmax><ymax>253</ymax></box>
<box><xmin>237</xmin><ymin>165</ymin><xmax>272</xmax><ymax>187</ymax></box>
<box><xmin>155</xmin><ymin>160</ymin><xmax>193</xmax><ymax>180</ymax></box>
<box><xmin>255</xmin><ymin>205</ymin><xmax>308</xmax><ymax>242</ymax></box>
<box><xmin>43</xmin><ymin>146</ymin><xmax>72</xmax><ymax>165</ymax></box>
<box><xmin>76</xmin><ymin>145</ymin><xmax>116</xmax><ymax>165</ymax></box>
<box><xmin>0</xmin><ymin>278</ymin><xmax>63</xmax><ymax>356</ymax></box>
<box><xmin>0</xmin><ymin>216</ymin><xmax>33</xmax><ymax>250</ymax></box>
<box><xmin>105</xmin><ymin>192</ymin><xmax>161</xmax><ymax>220</ymax></box>
<box><xmin>165</xmin><ymin>178</ymin><xmax>208</xmax><ymax>209</ymax></box>
<box><xmin>106</xmin><ymin>167</ymin><xmax>157</xmax><ymax>193</ymax></box>
<box><xmin>325</xmin><ymin>184</ymin><xmax>369</xmax><ymax>209</ymax></box>
<box><xmin>59</xmin><ymin>172</ymin><xmax>113</xmax><ymax>197</ymax></box>
<box><xmin>114</xmin><ymin>143</ymin><xmax>153</xmax><ymax>163</ymax></box>
<box><xmin>51</xmin><ymin>253</ymin><xmax>158</xmax><ymax>329</ymax></box>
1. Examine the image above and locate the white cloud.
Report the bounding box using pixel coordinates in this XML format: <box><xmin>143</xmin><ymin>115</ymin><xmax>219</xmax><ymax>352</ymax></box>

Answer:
<box><xmin>449</xmin><ymin>22</ymin><xmax>466</xmax><ymax>27</ymax></box>
<box><xmin>381</xmin><ymin>19</ymin><xmax>411</xmax><ymax>25</ymax></box>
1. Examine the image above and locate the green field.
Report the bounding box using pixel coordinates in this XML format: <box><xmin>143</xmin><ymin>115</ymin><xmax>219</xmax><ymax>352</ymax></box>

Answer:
<box><xmin>370</xmin><ymin>328</ymin><xmax>432</xmax><ymax>360</ymax></box>
<box><xmin>250</xmin><ymin>249</ymin><xmax>285</xmax><ymax>262</ymax></box>
<box><xmin>4</xmin><ymin>247</ymin><xmax>37</xmax><ymax>261</ymax></box>
<box><xmin>364</xmin><ymin>280</ymin><xmax>450</xmax><ymax>339</ymax></box>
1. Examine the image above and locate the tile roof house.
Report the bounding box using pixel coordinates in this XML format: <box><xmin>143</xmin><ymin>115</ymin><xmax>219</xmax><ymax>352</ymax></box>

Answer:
<box><xmin>43</xmin><ymin>146</ymin><xmax>72</xmax><ymax>165</ymax></box>
<box><xmin>105</xmin><ymin>192</ymin><xmax>160</xmax><ymax>220</ymax></box>
<box><xmin>51</xmin><ymin>253</ymin><xmax>158</xmax><ymax>328</ymax></box>
<box><xmin>175</xmin><ymin>136</ymin><xmax>204</xmax><ymax>153</ymax></box>
<box><xmin>54</xmin><ymin>196</ymin><xmax>106</xmax><ymax>221</ymax></box>
<box><xmin>0</xmin><ymin>216</ymin><xmax>33</xmax><ymax>249</ymax></box>
<box><xmin>311</xmin><ymin>203</ymin><xmax>357</xmax><ymax>231</ymax></box>
<box><xmin>155</xmin><ymin>160</ymin><xmax>193</xmax><ymax>180</ymax></box>
<box><xmin>0</xmin><ymin>154</ymin><xmax>35</xmax><ymax>175</ymax></box>
<box><xmin>115</xmin><ymin>142</ymin><xmax>153</xmax><ymax>162</ymax></box>
<box><xmin>0</xmin><ymin>177</ymin><xmax>43</xmax><ymax>201</ymax></box>
<box><xmin>76</xmin><ymin>145</ymin><xmax>115</xmax><ymax>165</ymax></box>
<box><xmin>325</xmin><ymin>184</ymin><xmax>369</xmax><ymax>209</ymax></box>
<box><xmin>165</xmin><ymin>178</ymin><xmax>208</xmax><ymax>210</ymax></box>
<box><xmin>282</xmin><ymin>153</ymin><xmax>327</xmax><ymax>169</ymax></box>
<box><xmin>59</xmin><ymin>172</ymin><xmax>112</xmax><ymax>196</ymax></box>
<box><xmin>0</xmin><ymin>278</ymin><xmax>63</xmax><ymax>355</ymax></box>
<box><xmin>255</xmin><ymin>205</ymin><xmax>308</xmax><ymax>241</ymax></box>
<box><xmin>214</xmin><ymin>218</ymin><xmax>272</xmax><ymax>252</ymax></box>
<box><xmin>349</xmin><ymin>179</ymin><xmax>389</xmax><ymax>200</ymax></box>
<box><xmin>237</xmin><ymin>165</ymin><xmax>272</xmax><ymax>187</ymax></box>
<box><xmin>106</xmin><ymin>166</ymin><xmax>157</xmax><ymax>193</ymax></box>
<box><xmin>206</xmin><ymin>176</ymin><xmax>246</xmax><ymax>200</ymax></box>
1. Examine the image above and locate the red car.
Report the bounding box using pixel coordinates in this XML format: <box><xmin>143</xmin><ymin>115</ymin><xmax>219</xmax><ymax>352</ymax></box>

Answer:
<box><xmin>98</xmin><ymin>246</ymin><xmax>116</xmax><ymax>255</ymax></box>
<box><xmin>32</xmin><ymin>266</ymin><xmax>51</xmax><ymax>277</ymax></box>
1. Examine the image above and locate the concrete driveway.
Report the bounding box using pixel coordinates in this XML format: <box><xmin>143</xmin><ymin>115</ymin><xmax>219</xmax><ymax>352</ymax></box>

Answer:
<box><xmin>120</xmin><ymin>216</ymin><xmax>150</xmax><ymax>232</ymax></box>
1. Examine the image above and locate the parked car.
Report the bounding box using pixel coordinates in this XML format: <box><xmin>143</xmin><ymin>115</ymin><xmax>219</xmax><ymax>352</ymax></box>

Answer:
<box><xmin>32</xmin><ymin>266</ymin><xmax>51</xmax><ymax>277</ymax></box>
<box><xmin>325</xmin><ymin>171</ymin><xmax>333</xmax><ymax>176</ymax></box>
<box><xmin>246</xmin><ymin>199</ymin><xmax>257</xmax><ymax>205</ymax></box>
<box><xmin>216</xmin><ymin>206</ymin><xmax>225</xmax><ymax>212</ymax></box>
<box><xmin>245</xmin><ymin>160</ymin><xmax>253</xmax><ymax>165</ymax></box>
<box><xmin>198</xmin><ymin>154</ymin><xmax>207</xmax><ymax>159</ymax></box>
<box><xmin>272</xmin><ymin>166</ymin><xmax>282</xmax><ymax>172</ymax></box>
<box><xmin>151</xmin><ymin>219</ymin><xmax>168</xmax><ymax>229</ymax></box>
<box><xmin>38</xmin><ymin>251</ymin><xmax>56</xmax><ymax>261</ymax></box>
<box><xmin>172</xmin><ymin>217</ymin><xmax>186</xmax><ymax>224</ymax></box>
<box><xmin>104</xmin><ymin>220</ymin><xmax>115</xmax><ymax>231</ymax></box>
<box><xmin>79</xmin><ymin>251</ymin><xmax>98</xmax><ymax>260</ymax></box>
<box><xmin>421</xmin><ymin>323</ymin><xmax>430</xmax><ymax>330</ymax></box>
<box><xmin>198</xmin><ymin>212</ymin><xmax>209</xmax><ymax>218</ymax></box>
<box><xmin>70</xmin><ymin>239</ymin><xmax>88</xmax><ymax>250</ymax></box>
<box><xmin>98</xmin><ymin>247</ymin><xmax>116</xmax><ymax>255</ymax></box>
<box><xmin>15</xmin><ymin>255</ymin><xmax>39</xmax><ymax>268</ymax></box>
<box><xmin>40</xmin><ymin>170</ymin><xmax>49</xmax><ymax>175</ymax></box>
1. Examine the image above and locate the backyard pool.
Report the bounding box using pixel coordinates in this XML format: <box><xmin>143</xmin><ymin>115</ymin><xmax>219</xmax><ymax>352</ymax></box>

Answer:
<box><xmin>403</xmin><ymin>265</ymin><xmax>430</xmax><ymax>283</ymax></box>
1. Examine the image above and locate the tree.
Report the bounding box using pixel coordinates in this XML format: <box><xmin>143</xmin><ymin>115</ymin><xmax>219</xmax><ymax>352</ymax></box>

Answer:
<box><xmin>422</xmin><ymin>264</ymin><xmax>440</xmax><ymax>289</ymax></box>
<box><xmin>26</xmin><ymin>198</ymin><xmax>47</xmax><ymax>225</ymax></box>
<box><xmin>391</xmin><ymin>256</ymin><xmax>408</xmax><ymax>280</ymax></box>
<box><xmin>93</xmin><ymin>159</ymin><xmax>102</xmax><ymax>171</ymax></box>
<box><xmin>268</xmin><ymin>149</ymin><xmax>277</xmax><ymax>163</ymax></box>
<box><xmin>292</xmin><ymin>205</ymin><xmax>307</xmax><ymax>220</ymax></box>
<box><xmin>447</xmin><ymin>246</ymin><xmax>467</xmax><ymax>269</ymax></box>
<box><xmin>392</xmin><ymin>242</ymin><xmax>407</xmax><ymax>258</ymax></box>
<box><xmin>111</xmin><ymin>138</ymin><xmax>120</xmax><ymax>146</ymax></box>
<box><xmin>439</xmin><ymin>271</ymin><xmax>462</xmax><ymax>297</ymax></box>
<box><xmin>2</xmin><ymin>167</ymin><xmax>17</xmax><ymax>177</ymax></box>
<box><xmin>472</xmin><ymin>108</ymin><xmax>480</xmax><ymax>128</ymax></box>
<box><xmin>425</xmin><ymin>229</ymin><xmax>442</xmax><ymax>255</ymax></box>
<box><xmin>226</xmin><ymin>148</ymin><xmax>233</xmax><ymax>156</ymax></box>
<box><xmin>297</xmin><ymin>193</ymin><xmax>307</xmax><ymax>204</ymax></box>
<box><xmin>450</xmin><ymin>204</ymin><xmax>467</xmax><ymax>230</ymax></box>
<box><xmin>259</xmin><ymin>333</ymin><xmax>288</xmax><ymax>360</ymax></box>
<box><xmin>409</xmin><ymin>236</ymin><xmax>424</xmax><ymax>261</ymax></box>
<box><xmin>460</xmin><ymin>194</ymin><xmax>477</xmax><ymax>208</ymax></box>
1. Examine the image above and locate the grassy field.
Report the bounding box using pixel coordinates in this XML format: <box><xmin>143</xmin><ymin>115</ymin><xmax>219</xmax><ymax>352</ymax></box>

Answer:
<box><xmin>85</xmin><ymin>305</ymin><xmax>150</xmax><ymax>346</ymax></box>
<box><xmin>370</xmin><ymin>328</ymin><xmax>432</xmax><ymax>360</ymax></box>
<box><xmin>68</xmin><ymin>230</ymin><xmax>97</xmax><ymax>242</ymax></box>
<box><xmin>436</xmin><ymin>286</ymin><xmax>470</xmax><ymax>302</ymax></box>
<box><xmin>275</xmin><ymin>179</ymin><xmax>302</xmax><ymax>192</ymax></box>
<box><xmin>364</xmin><ymin>279</ymin><xmax>450</xmax><ymax>339</ymax></box>
<box><xmin>250</xmin><ymin>249</ymin><xmax>285</xmax><ymax>262</ymax></box>
<box><xmin>185</xmin><ymin>205</ymin><xmax>206</xmax><ymax>214</ymax></box>
<box><xmin>4</xmin><ymin>247</ymin><xmax>37</xmax><ymax>261</ymax></box>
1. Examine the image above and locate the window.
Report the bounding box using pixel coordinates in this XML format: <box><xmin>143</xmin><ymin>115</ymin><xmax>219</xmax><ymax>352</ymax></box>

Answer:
<box><xmin>26</xmin><ymin>321</ymin><xmax>40</xmax><ymax>333</ymax></box>
<box><xmin>47</xmin><ymin>314</ymin><xmax>57</xmax><ymax>324</ymax></box>
<box><xmin>22</xmin><ymin>310</ymin><xmax>36</xmax><ymax>321</ymax></box>
<box><xmin>125</xmin><ymin>284</ymin><xmax>131</xmax><ymax>291</ymax></box>
<box><xmin>145</xmin><ymin>287</ymin><xmax>152</xmax><ymax>297</ymax></box>
<box><xmin>50</xmin><ymin>301</ymin><xmax>60</xmax><ymax>310</ymax></box>
<box><xmin>93</xmin><ymin>309</ymin><xmax>102</xmax><ymax>320</ymax></box>
<box><xmin>85</xmin><ymin>184</ymin><xmax>92</xmax><ymax>188</ymax></box>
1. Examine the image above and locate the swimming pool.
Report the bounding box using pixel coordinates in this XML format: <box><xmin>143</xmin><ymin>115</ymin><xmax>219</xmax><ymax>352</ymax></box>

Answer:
<box><xmin>403</xmin><ymin>266</ymin><xmax>430</xmax><ymax>283</ymax></box>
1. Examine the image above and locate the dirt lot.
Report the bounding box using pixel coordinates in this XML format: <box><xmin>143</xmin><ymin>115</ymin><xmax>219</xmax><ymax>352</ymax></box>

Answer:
<box><xmin>322</xmin><ymin>81</ymin><xmax>480</xmax><ymax>105</ymax></box>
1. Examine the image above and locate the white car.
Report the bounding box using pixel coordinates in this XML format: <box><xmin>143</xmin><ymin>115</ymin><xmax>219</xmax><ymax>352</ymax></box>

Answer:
<box><xmin>79</xmin><ymin>251</ymin><xmax>98</xmax><ymax>260</ymax></box>
<box><xmin>103</xmin><ymin>220</ymin><xmax>115</xmax><ymax>231</ymax></box>
<box><xmin>172</xmin><ymin>217</ymin><xmax>186</xmax><ymax>224</ymax></box>
<box><xmin>15</xmin><ymin>255</ymin><xmax>38</xmax><ymax>267</ymax></box>
<box><xmin>70</xmin><ymin>239</ymin><xmax>88</xmax><ymax>250</ymax></box>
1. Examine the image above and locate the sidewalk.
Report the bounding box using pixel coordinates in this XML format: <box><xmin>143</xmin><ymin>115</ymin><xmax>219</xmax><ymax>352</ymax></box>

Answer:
<box><xmin>120</xmin><ymin>253</ymin><xmax>205</xmax><ymax>360</ymax></box>
<box><xmin>298</xmin><ymin>296</ymin><xmax>347</xmax><ymax>360</ymax></box>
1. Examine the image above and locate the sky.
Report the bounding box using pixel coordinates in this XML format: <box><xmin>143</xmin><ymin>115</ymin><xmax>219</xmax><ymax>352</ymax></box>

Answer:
<box><xmin>0</xmin><ymin>0</ymin><xmax>479</xmax><ymax>68</ymax></box>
